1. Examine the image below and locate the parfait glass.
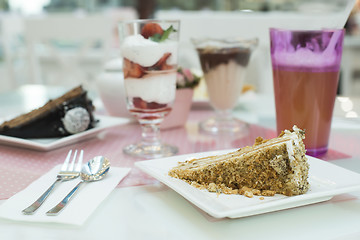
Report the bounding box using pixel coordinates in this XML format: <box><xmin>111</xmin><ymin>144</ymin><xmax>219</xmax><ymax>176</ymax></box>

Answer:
<box><xmin>193</xmin><ymin>38</ymin><xmax>257</xmax><ymax>134</ymax></box>
<box><xmin>119</xmin><ymin>19</ymin><xmax>179</xmax><ymax>158</ymax></box>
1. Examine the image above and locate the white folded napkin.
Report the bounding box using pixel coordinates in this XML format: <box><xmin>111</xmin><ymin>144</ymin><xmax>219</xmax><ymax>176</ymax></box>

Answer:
<box><xmin>0</xmin><ymin>164</ymin><xmax>130</xmax><ymax>226</ymax></box>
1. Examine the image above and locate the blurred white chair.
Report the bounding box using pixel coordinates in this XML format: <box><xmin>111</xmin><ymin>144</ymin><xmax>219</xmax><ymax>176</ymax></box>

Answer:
<box><xmin>102</xmin><ymin>7</ymin><xmax>138</xmax><ymax>49</ymax></box>
<box><xmin>341</xmin><ymin>35</ymin><xmax>360</xmax><ymax>96</ymax></box>
<box><xmin>0</xmin><ymin>13</ymin><xmax>26</xmax><ymax>92</ymax></box>
<box><xmin>24</xmin><ymin>14</ymin><xmax>113</xmax><ymax>89</ymax></box>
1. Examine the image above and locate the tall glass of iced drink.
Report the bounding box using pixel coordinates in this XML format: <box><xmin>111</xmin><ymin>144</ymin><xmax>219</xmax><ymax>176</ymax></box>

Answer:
<box><xmin>193</xmin><ymin>38</ymin><xmax>258</xmax><ymax>134</ymax></box>
<box><xmin>270</xmin><ymin>28</ymin><xmax>345</xmax><ymax>157</ymax></box>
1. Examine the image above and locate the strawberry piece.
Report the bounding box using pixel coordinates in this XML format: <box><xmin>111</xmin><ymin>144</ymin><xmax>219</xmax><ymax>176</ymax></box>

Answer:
<box><xmin>141</xmin><ymin>23</ymin><xmax>163</xmax><ymax>39</ymax></box>
<box><xmin>146</xmin><ymin>101</ymin><xmax>166</xmax><ymax>109</ymax></box>
<box><xmin>123</xmin><ymin>58</ymin><xmax>144</xmax><ymax>78</ymax></box>
<box><xmin>133</xmin><ymin>97</ymin><xmax>148</xmax><ymax>109</ymax></box>
<box><xmin>133</xmin><ymin>97</ymin><xmax>166</xmax><ymax>110</ymax></box>
<box><xmin>155</xmin><ymin>52</ymin><xmax>171</xmax><ymax>67</ymax></box>
<box><xmin>146</xmin><ymin>53</ymin><xmax>172</xmax><ymax>71</ymax></box>
<box><xmin>160</xmin><ymin>63</ymin><xmax>173</xmax><ymax>71</ymax></box>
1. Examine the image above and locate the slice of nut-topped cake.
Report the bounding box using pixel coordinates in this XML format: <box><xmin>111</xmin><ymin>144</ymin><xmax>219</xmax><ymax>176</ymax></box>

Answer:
<box><xmin>168</xmin><ymin>125</ymin><xmax>309</xmax><ymax>198</ymax></box>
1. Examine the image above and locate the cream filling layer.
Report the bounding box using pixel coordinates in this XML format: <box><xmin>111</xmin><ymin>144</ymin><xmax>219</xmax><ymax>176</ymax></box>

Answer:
<box><xmin>125</xmin><ymin>72</ymin><xmax>176</xmax><ymax>104</ymax></box>
<box><xmin>178</xmin><ymin>126</ymin><xmax>303</xmax><ymax>173</ymax></box>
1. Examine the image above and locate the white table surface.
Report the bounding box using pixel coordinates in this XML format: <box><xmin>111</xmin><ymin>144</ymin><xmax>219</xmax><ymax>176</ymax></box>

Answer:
<box><xmin>1</xmin><ymin>85</ymin><xmax>360</xmax><ymax>240</ymax></box>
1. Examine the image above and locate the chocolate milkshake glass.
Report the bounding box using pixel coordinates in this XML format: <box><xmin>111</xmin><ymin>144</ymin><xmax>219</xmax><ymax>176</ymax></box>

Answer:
<box><xmin>270</xmin><ymin>28</ymin><xmax>345</xmax><ymax>157</ymax></box>
<box><xmin>193</xmin><ymin>38</ymin><xmax>258</xmax><ymax>134</ymax></box>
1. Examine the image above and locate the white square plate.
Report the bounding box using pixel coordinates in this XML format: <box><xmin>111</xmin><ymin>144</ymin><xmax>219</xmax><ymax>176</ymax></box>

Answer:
<box><xmin>136</xmin><ymin>150</ymin><xmax>360</xmax><ymax>218</ymax></box>
<box><xmin>0</xmin><ymin>115</ymin><xmax>130</xmax><ymax>151</ymax></box>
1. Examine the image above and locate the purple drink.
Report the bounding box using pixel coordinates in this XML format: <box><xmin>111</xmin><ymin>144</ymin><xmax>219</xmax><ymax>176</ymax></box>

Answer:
<box><xmin>270</xmin><ymin>28</ymin><xmax>345</xmax><ymax>157</ymax></box>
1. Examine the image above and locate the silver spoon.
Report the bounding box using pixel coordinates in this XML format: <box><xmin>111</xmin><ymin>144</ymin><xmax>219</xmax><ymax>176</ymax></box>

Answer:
<box><xmin>46</xmin><ymin>156</ymin><xmax>110</xmax><ymax>216</ymax></box>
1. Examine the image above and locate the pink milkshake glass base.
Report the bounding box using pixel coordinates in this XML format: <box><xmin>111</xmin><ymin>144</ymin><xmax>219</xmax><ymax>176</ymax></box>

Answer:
<box><xmin>270</xmin><ymin>28</ymin><xmax>345</xmax><ymax>157</ymax></box>
<box><xmin>199</xmin><ymin>109</ymin><xmax>248</xmax><ymax>134</ymax></box>
<box><xmin>306</xmin><ymin>146</ymin><xmax>329</xmax><ymax>157</ymax></box>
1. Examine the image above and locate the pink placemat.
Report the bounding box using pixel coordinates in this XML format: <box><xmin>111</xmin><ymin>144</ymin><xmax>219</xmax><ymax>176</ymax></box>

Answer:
<box><xmin>0</xmin><ymin>110</ymin><xmax>352</xmax><ymax>200</ymax></box>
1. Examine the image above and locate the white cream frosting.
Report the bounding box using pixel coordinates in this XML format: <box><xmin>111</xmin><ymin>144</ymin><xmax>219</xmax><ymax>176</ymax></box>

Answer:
<box><xmin>284</xmin><ymin>126</ymin><xmax>303</xmax><ymax>157</ymax></box>
<box><xmin>283</xmin><ymin>125</ymin><xmax>306</xmax><ymax>187</ymax></box>
<box><xmin>120</xmin><ymin>34</ymin><xmax>178</xmax><ymax>67</ymax></box>
<box><xmin>125</xmin><ymin>72</ymin><xmax>176</xmax><ymax>104</ymax></box>
<box><xmin>62</xmin><ymin>107</ymin><xmax>90</xmax><ymax>134</ymax></box>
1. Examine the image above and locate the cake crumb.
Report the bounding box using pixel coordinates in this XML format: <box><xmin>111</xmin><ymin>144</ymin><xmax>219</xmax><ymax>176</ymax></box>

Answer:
<box><xmin>252</xmin><ymin>189</ymin><xmax>261</xmax><ymax>195</ymax></box>
<box><xmin>222</xmin><ymin>186</ymin><xmax>239</xmax><ymax>195</ymax></box>
<box><xmin>261</xmin><ymin>190</ymin><xmax>276</xmax><ymax>196</ymax></box>
<box><xmin>239</xmin><ymin>186</ymin><xmax>252</xmax><ymax>195</ymax></box>
<box><xmin>244</xmin><ymin>191</ymin><xmax>254</xmax><ymax>198</ymax></box>
<box><xmin>238</xmin><ymin>186</ymin><xmax>262</xmax><ymax>198</ymax></box>
<box><xmin>190</xmin><ymin>181</ymin><xmax>206</xmax><ymax>190</ymax></box>
<box><xmin>208</xmin><ymin>182</ymin><xmax>217</xmax><ymax>192</ymax></box>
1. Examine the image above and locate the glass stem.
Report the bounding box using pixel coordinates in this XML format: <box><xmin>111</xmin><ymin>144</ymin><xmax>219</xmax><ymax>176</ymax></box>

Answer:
<box><xmin>215</xmin><ymin>109</ymin><xmax>233</xmax><ymax>121</ymax></box>
<box><xmin>140</xmin><ymin>123</ymin><xmax>161</xmax><ymax>147</ymax></box>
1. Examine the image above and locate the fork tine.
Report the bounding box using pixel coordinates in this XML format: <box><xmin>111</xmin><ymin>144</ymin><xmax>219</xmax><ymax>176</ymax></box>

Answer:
<box><xmin>61</xmin><ymin>150</ymin><xmax>73</xmax><ymax>171</ymax></box>
<box><xmin>22</xmin><ymin>149</ymin><xmax>81</xmax><ymax>215</ymax></box>
<box><xmin>75</xmin><ymin>150</ymin><xmax>84</xmax><ymax>172</ymax></box>
<box><xmin>68</xmin><ymin>150</ymin><xmax>78</xmax><ymax>171</ymax></box>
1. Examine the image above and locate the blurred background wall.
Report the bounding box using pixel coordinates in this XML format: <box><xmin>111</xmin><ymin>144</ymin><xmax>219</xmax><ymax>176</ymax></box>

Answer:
<box><xmin>0</xmin><ymin>0</ymin><xmax>359</xmax><ymax>95</ymax></box>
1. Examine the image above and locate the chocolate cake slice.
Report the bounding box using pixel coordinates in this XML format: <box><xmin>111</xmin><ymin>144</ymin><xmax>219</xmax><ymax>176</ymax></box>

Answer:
<box><xmin>0</xmin><ymin>86</ymin><xmax>97</xmax><ymax>138</ymax></box>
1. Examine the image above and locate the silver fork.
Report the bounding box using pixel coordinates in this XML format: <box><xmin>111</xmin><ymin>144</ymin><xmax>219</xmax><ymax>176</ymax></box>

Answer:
<box><xmin>22</xmin><ymin>149</ymin><xmax>83</xmax><ymax>215</ymax></box>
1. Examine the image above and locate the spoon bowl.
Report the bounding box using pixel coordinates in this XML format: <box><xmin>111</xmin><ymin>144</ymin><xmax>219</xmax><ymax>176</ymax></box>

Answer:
<box><xmin>46</xmin><ymin>155</ymin><xmax>110</xmax><ymax>216</ymax></box>
<box><xmin>81</xmin><ymin>156</ymin><xmax>110</xmax><ymax>182</ymax></box>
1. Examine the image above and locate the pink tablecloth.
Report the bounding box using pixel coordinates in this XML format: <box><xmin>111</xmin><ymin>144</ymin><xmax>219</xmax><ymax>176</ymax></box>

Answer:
<box><xmin>0</xmin><ymin>110</ymin><xmax>351</xmax><ymax>200</ymax></box>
